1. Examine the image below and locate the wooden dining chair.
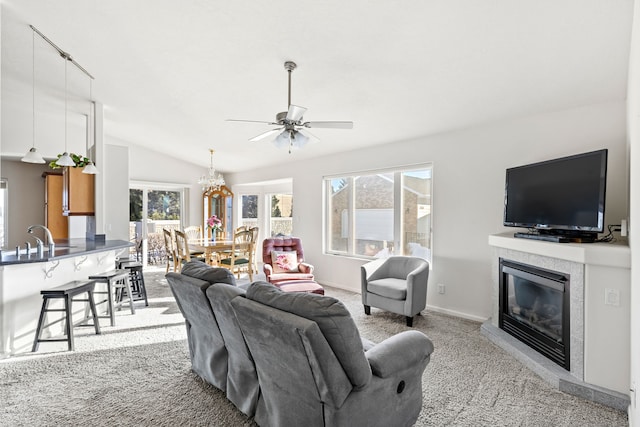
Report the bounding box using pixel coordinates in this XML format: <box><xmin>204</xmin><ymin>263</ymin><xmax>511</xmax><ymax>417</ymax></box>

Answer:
<box><xmin>183</xmin><ymin>225</ymin><xmax>205</xmax><ymax>259</ymax></box>
<box><xmin>174</xmin><ymin>230</ymin><xmax>192</xmax><ymax>270</ymax></box>
<box><xmin>219</xmin><ymin>229</ymin><xmax>253</xmax><ymax>281</ymax></box>
<box><xmin>163</xmin><ymin>228</ymin><xmax>178</xmax><ymax>273</ymax></box>
<box><xmin>184</xmin><ymin>225</ymin><xmax>202</xmax><ymax>241</ymax></box>
<box><xmin>248</xmin><ymin>226</ymin><xmax>259</xmax><ymax>274</ymax></box>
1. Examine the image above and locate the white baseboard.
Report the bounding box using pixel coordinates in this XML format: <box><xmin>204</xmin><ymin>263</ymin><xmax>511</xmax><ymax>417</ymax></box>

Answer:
<box><xmin>425</xmin><ymin>304</ymin><xmax>488</xmax><ymax>323</ymax></box>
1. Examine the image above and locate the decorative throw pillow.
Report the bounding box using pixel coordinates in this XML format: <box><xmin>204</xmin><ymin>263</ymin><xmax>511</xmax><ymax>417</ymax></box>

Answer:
<box><xmin>271</xmin><ymin>251</ymin><xmax>299</xmax><ymax>273</ymax></box>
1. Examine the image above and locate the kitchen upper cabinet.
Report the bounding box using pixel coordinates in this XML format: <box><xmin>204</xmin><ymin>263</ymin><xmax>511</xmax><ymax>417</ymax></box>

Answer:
<box><xmin>43</xmin><ymin>172</ymin><xmax>68</xmax><ymax>239</ymax></box>
<box><xmin>62</xmin><ymin>167</ymin><xmax>95</xmax><ymax>216</ymax></box>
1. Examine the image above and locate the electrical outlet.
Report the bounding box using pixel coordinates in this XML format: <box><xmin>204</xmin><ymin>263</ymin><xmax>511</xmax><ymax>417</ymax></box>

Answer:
<box><xmin>437</xmin><ymin>283</ymin><xmax>445</xmax><ymax>294</ymax></box>
<box><xmin>621</xmin><ymin>219</ymin><xmax>628</xmax><ymax>237</ymax></box>
<box><xmin>604</xmin><ymin>288</ymin><xmax>620</xmax><ymax>306</ymax></box>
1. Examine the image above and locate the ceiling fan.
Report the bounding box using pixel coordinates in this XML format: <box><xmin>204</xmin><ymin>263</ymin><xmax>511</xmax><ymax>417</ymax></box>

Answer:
<box><xmin>227</xmin><ymin>61</ymin><xmax>353</xmax><ymax>153</ymax></box>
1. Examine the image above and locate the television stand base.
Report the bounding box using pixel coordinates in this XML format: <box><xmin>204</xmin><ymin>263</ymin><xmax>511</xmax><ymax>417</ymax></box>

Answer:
<box><xmin>514</xmin><ymin>232</ymin><xmax>571</xmax><ymax>243</ymax></box>
<box><xmin>514</xmin><ymin>232</ymin><xmax>597</xmax><ymax>243</ymax></box>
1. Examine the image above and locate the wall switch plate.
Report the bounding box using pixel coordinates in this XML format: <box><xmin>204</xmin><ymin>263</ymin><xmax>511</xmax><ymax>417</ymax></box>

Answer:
<box><xmin>437</xmin><ymin>283</ymin><xmax>445</xmax><ymax>294</ymax></box>
<box><xmin>604</xmin><ymin>288</ymin><xmax>620</xmax><ymax>306</ymax></box>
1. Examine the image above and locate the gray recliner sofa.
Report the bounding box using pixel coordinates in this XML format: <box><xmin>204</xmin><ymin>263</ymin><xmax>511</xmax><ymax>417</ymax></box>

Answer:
<box><xmin>166</xmin><ymin>261</ymin><xmax>263</xmax><ymax>420</ymax></box>
<box><xmin>166</xmin><ymin>261</ymin><xmax>435</xmax><ymax>426</ymax></box>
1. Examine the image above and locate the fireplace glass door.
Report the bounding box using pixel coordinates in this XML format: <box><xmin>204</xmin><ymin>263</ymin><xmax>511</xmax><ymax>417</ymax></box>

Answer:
<box><xmin>499</xmin><ymin>259</ymin><xmax>570</xmax><ymax>369</ymax></box>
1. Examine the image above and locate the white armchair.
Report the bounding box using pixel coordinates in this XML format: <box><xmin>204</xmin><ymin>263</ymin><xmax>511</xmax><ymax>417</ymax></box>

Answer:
<box><xmin>361</xmin><ymin>256</ymin><xmax>430</xmax><ymax>327</ymax></box>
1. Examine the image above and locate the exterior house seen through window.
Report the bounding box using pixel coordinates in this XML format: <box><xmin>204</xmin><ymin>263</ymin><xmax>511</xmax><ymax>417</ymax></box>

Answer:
<box><xmin>325</xmin><ymin>166</ymin><xmax>432</xmax><ymax>262</ymax></box>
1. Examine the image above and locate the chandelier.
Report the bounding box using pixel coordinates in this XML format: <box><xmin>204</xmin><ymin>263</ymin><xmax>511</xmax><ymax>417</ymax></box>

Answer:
<box><xmin>198</xmin><ymin>149</ymin><xmax>225</xmax><ymax>192</ymax></box>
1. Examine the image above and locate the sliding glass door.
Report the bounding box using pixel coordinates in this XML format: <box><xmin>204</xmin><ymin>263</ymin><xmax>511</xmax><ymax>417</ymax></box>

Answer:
<box><xmin>129</xmin><ymin>185</ymin><xmax>184</xmax><ymax>266</ymax></box>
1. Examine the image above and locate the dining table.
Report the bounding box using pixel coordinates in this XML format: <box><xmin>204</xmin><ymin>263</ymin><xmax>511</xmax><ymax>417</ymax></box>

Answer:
<box><xmin>188</xmin><ymin>238</ymin><xmax>246</xmax><ymax>266</ymax></box>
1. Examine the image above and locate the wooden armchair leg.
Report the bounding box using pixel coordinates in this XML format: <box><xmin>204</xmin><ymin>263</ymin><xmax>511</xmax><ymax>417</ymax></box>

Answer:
<box><xmin>364</xmin><ymin>305</ymin><xmax>371</xmax><ymax>315</ymax></box>
<box><xmin>406</xmin><ymin>316</ymin><xmax>414</xmax><ymax>327</ymax></box>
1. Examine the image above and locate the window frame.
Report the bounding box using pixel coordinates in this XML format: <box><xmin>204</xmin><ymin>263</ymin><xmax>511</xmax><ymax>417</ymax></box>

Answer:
<box><xmin>323</xmin><ymin>163</ymin><xmax>433</xmax><ymax>262</ymax></box>
<box><xmin>0</xmin><ymin>179</ymin><xmax>7</xmax><ymax>249</ymax></box>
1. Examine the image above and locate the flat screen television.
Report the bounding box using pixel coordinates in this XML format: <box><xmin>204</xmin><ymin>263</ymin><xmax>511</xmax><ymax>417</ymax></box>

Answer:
<box><xmin>503</xmin><ymin>149</ymin><xmax>607</xmax><ymax>243</ymax></box>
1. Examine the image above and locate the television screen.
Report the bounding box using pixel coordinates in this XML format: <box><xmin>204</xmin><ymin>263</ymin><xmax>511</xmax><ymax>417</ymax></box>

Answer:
<box><xmin>503</xmin><ymin>149</ymin><xmax>607</xmax><ymax>236</ymax></box>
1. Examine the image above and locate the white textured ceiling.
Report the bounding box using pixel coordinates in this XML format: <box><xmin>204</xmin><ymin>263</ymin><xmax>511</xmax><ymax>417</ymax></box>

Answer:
<box><xmin>1</xmin><ymin>0</ymin><xmax>634</xmax><ymax>173</ymax></box>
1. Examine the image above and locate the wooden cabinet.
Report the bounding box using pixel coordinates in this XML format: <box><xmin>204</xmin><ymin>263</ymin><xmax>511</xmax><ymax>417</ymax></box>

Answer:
<box><xmin>204</xmin><ymin>185</ymin><xmax>233</xmax><ymax>239</ymax></box>
<box><xmin>62</xmin><ymin>166</ymin><xmax>95</xmax><ymax>216</ymax></box>
<box><xmin>43</xmin><ymin>172</ymin><xmax>68</xmax><ymax>239</ymax></box>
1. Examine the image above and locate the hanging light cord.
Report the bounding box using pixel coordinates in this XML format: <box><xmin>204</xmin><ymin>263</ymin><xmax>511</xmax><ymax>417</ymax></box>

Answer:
<box><xmin>64</xmin><ymin>56</ymin><xmax>68</xmax><ymax>152</ymax></box>
<box><xmin>32</xmin><ymin>28</ymin><xmax>35</xmax><ymax>148</ymax></box>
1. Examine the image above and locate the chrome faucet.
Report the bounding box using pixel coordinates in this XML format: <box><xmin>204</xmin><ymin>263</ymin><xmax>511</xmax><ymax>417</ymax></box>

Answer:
<box><xmin>28</xmin><ymin>235</ymin><xmax>44</xmax><ymax>257</ymax></box>
<box><xmin>27</xmin><ymin>225</ymin><xmax>55</xmax><ymax>253</ymax></box>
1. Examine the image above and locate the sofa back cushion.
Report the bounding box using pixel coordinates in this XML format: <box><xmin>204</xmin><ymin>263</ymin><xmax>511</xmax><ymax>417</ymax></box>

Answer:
<box><xmin>206</xmin><ymin>283</ymin><xmax>261</xmax><ymax>417</ymax></box>
<box><xmin>181</xmin><ymin>260</ymin><xmax>237</xmax><ymax>285</ymax></box>
<box><xmin>246</xmin><ymin>281</ymin><xmax>371</xmax><ymax>388</ymax></box>
<box><xmin>165</xmin><ymin>272</ymin><xmax>228</xmax><ymax>390</ymax></box>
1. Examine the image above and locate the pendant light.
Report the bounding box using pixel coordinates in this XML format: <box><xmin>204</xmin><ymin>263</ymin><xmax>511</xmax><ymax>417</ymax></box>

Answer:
<box><xmin>82</xmin><ymin>76</ymin><xmax>98</xmax><ymax>174</ymax></box>
<box><xmin>21</xmin><ymin>28</ymin><xmax>45</xmax><ymax>164</ymax></box>
<box><xmin>56</xmin><ymin>53</ymin><xmax>75</xmax><ymax>167</ymax></box>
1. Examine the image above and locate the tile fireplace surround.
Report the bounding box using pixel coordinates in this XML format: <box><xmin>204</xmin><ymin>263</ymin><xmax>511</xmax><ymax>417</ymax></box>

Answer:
<box><xmin>484</xmin><ymin>233</ymin><xmax>631</xmax><ymax>411</ymax></box>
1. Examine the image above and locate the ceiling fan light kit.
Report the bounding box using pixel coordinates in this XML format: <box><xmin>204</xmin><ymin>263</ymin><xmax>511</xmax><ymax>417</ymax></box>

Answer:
<box><xmin>228</xmin><ymin>60</ymin><xmax>353</xmax><ymax>153</ymax></box>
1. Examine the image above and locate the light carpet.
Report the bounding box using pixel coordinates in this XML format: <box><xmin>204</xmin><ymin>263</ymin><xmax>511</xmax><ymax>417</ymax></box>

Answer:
<box><xmin>0</xmin><ymin>267</ymin><xmax>628</xmax><ymax>426</ymax></box>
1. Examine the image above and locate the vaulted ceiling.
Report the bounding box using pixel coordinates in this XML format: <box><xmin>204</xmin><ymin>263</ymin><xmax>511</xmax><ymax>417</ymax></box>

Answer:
<box><xmin>1</xmin><ymin>1</ymin><xmax>634</xmax><ymax>173</ymax></box>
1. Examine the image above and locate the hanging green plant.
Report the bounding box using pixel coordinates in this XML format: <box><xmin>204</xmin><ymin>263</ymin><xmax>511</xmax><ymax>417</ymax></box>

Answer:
<box><xmin>49</xmin><ymin>153</ymin><xmax>91</xmax><ymax>169</ymax></box>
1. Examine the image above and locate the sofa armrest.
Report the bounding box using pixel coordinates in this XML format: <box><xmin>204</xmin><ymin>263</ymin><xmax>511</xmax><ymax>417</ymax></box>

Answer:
<box><xmin>361</xmin><ymin>258</ymin><xmax>387</xmax><ymax>281</ymax></box>
<box><xmin>299</xmin><ymin>262</ymin><xmax>314</xmax><ymax>274</ymax></box>
<box><xmin>263</xmin><ymin>264</ymin><xmax>274</xmax><ymax>278</ymax></box>
<box><xmin>365</xmin><ymin>330</ymin><xmax>434</xmax><ymax>378</ymax></box>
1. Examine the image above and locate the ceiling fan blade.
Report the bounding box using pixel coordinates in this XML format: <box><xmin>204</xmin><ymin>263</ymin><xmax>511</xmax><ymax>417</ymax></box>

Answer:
<box><xmin>227</xmin><ymin>119</ymin><xmax>278</xmax><ymax>125</ymax></box>
<box><xmin>286</xmin><ymin>104</ymin><xmax>307</xmax><ymax>122</ymax></box>
<box><xmin>249</xmin><ymin>128</ymin><xmax>283</xmax><ymax>142</ymax></box>
<box><xmin>303</xmin><ymin>121</ymin><xmax>353</xmax><ymax>129</ymax></box>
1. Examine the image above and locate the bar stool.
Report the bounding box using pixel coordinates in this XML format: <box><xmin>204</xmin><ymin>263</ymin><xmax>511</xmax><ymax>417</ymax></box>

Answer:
<box><xmin>32</xmin><ymin>280</ymin><xmax>101</xmax><ymax>352</ymax></box>
<box><xmin>117</xmin><ymin>260</ymin><xmax>149</xmax><ymax>307</ymax></box>
<box><xmin>89</xmin><ymin>270</ymin><xmax>136</xmax><ymax>326</ymax></box>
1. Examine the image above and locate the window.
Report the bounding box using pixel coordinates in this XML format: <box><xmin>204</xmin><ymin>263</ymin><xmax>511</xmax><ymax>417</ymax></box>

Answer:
<box><xmin>240</xmin><ymin>194</ymin><xmax>259</xmax><ymax>229</ymax></box>
<box><xmin>269</xmin><ymin>193</ymin><xmax>293</xmax><ymax>237</ymax></box>
<box><xmin>0</xmin><ymin>179</ymin><xmax>7</xmax><ymax>249</ymax></box>
<box><xmin>325</xmin><ymin>165</ymin><xmax>432</xmax><ymax>262</ymax></box>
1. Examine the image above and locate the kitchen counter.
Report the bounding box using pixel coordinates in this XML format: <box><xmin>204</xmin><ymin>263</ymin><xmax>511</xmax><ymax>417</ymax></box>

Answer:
<box><xmin>0</xmin><ymin>238</ymin><xmax>134</xmax><ymax>357</ymax></box>
<box><xmin>0</xmin><ymin>238</ymin><xmax>133</xmax><ymax>265</ymax></box>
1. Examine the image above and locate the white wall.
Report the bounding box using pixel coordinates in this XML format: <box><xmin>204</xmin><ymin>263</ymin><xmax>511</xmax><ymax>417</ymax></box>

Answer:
<box><xmin>0</xmin><ymin>158</ymin><xmax>48</xmax><ymax>248</ymax></box>
<box><xmin>126</xmin><ymin>142</ymin><xmax>206</xmax><ymax>228</ymax></box>
<box><xmin>103</xmin><ymin>144</ymin><xmax>129</xmax><ymax>241</ymax></box>
<box><xmin>627</xmin><ymin>0</ymin><xmax>640</xmax><ymax>423</ymax></box>
<box><xmin>227</xmin><ymin>101</ymin><xmax>628</xmax><ymax>321</ymax></box>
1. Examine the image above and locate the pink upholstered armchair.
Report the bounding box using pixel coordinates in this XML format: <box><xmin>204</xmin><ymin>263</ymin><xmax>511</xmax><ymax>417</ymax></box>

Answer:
<box><xmin>262</xmin><ymin>237</ymin><xmax>314</xmax><ymax>284</ymax></box>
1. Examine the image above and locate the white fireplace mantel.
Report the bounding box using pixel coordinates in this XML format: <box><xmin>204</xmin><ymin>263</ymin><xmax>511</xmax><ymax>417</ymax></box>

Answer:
<box><xmin>488</xmin><ymin>232</ymin><xmax>630</xmax><ymax>399</ymax></box>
